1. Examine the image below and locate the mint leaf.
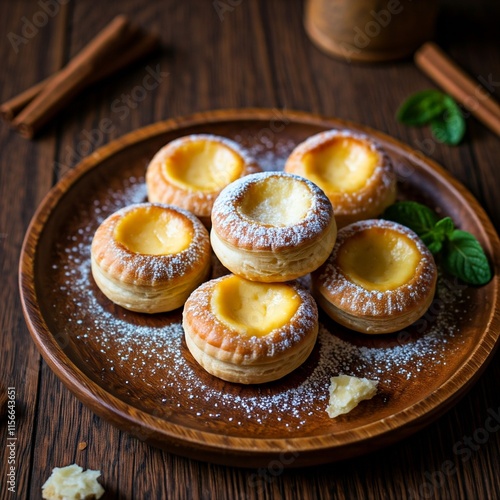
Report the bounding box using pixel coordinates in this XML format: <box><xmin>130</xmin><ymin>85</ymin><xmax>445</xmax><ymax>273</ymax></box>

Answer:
<box><xmin>397</xmin><ymin>91</ymin><xmax>466</xmax><ymax>146</ymax></box>
<box><xmin>434</xmin><ymin>217</ymin><xmax>455</xmax><ymax>237</ymax></box>
<box><xmin>396</xmin><ymin>90</ymin><xmax>448</xmax><ymax>126</ymax></box>
<box><xmin>383</xmin><ymin>201</ymin><xmax>439</xmax><ymax>235</ymax></box>
<box><xmin>430</xmin><ymin>96</ymin><xmax>466</xmax><ymax>145</ymax></box>
<box><xmin>426</xmin><ymin>240</ymin><xmax>443</xmax><ymax>254</ymax></box>
<box><xmin>444</xmin><ymin>230</ymin><xmax>492</xmax><ymax>285</ymax></box>
<box><xmin>420</xmin><ymin>217</ymin><xmax>455</xmax><ymax>255</ymax></box>
<box><xmin>383</xmin><ymin>201</ymin><xmax>492</xmax><ymax>285</ymax></box>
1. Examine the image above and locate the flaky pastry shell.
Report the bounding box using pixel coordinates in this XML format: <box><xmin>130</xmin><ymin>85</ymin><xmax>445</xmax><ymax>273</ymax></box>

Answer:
<box><xmin>210</xmin><ymin>172</ymin><xmax>337</xmax><ymax>282</ymax></box>
<box><xmin>146</xmin><ymin>134</ymin><xmax>261</xmax><ymax>226</ymax></box>
<box><xmin>91</xmin><ymin>203</ymin><xmax>211</xmax><ymax>313</ymax></box>
<box><xmin>183</xmin><ymin>277</ymin><xmax>319</xmax><ymax>384</ymax></box>
<box><xmin>285</xmin><ymin>130</ymin><xmax>397</xmax><ymax>228</ymax></box>
<box><xmin>313</xmin><ymin>219</ymin><xmax>437</xmax><ymax>334</ymax></box>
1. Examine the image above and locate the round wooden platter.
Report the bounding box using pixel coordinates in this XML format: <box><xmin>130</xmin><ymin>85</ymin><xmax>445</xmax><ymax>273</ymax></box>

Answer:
<box><xmin>19</xmin><ymin>109</ymin><xmax>500</xmax><ymax>467</ymax></box>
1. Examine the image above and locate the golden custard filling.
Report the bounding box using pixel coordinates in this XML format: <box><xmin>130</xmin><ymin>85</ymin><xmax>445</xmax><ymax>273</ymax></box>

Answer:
<box><xmin>211</xmin><ymin>275</ymin><xmax>301</xmax><ymax>337</ymax></box>
<box><xmin>337</xmin><ymin>227</ymin><xmax>420</xmax><ymax>291</ymax></box>
<box><xmin>302</xmin><ymin>137</ymin><xmax>379</xmax><ymax>193</ymax></box>
<box><xmin>163</xmin><ymin>139</ymin><xmax>244</xmax><ymax>192</ymax></box>
<box><xmin>114</xmin><ymin>206</ymin><xmax>193</xmax><ymax>255</ymax></box>
<box><xmin>239</xmin><ymin>176</ymin><xmax>312</xmax><ymax>226</ymax></box>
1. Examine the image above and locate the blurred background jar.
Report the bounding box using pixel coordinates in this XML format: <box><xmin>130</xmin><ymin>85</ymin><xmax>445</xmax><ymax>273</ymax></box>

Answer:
<box><xmin>304</xmin><ymin>0</ymin><xmax>439</xmax><ymax>62</ymax></box>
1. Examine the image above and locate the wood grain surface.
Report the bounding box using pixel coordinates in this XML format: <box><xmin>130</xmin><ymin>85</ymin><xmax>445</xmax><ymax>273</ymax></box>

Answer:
<box><xmin>1</xmin><ymin>0</ymin><xmax>499</xmax><ymax>499</ymax></box>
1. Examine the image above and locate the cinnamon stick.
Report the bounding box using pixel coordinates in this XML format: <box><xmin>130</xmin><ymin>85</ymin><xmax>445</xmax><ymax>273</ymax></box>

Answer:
<box><xmin>12</xmin><ymin>15</ymin><xmax>139</xmax><ymax>138</ymax></box>
<box><xmin>415</xmin><ymin>42</ymin><xmax>500</xmax><ymax>137</ymax></box>
<box><xmin>0</xmin><ymin>76</ymin><xmax>52</xmax><ymax>122</ymax></box>
<box><xmin>0</xmin><ymin>29</ymin><xmax>159</xmax><ymax>123</ymax></box>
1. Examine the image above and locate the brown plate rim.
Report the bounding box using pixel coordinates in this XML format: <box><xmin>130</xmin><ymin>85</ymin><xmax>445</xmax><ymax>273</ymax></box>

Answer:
<box><xmin>19</xmin><ymin>108</ymin><xmax>500</xmax><ymax>464</ymax></box>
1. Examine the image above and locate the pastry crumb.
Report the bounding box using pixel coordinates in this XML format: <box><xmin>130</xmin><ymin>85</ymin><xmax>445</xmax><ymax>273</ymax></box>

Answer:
<box><xmin>327</xmin><ymin>375</ymin><xmax>378</xmax><ymax>418</ymax></box>
<box><xmin>42</xmin><ymin>464</ymin><xmax>104</xmax><ymax>500</ymax></box>
<box><xmin>78</xmin><ymin>442</ymin><xmax>87</xmax><ymax>451</ymax></box>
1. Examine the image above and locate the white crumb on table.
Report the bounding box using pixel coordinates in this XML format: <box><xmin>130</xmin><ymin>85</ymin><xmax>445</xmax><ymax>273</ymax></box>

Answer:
<box><xmin>42</xmin><ymin>464</ymin><xmax>104</xmax><ymax>500</ymax></box>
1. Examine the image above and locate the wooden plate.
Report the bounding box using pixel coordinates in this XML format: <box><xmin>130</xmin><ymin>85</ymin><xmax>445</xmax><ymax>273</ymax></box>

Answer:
<box><xmin>19</xmin><ymin>109</ymin><xmax>500</xmax><ymax>467</ymax></box>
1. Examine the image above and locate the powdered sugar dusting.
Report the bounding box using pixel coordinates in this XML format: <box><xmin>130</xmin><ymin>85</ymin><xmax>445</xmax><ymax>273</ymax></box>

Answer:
<box><xmin>232</xmin><ymin>133</ymin><xmax>296</xmax><ymax>171</ymax></box>
<box><xmin>212</xmin><ymin>172</ymin><xmax>333</xmax><ymax>250</ymax></box>
<box><xmin>165</xmin><ymin>133</ymin><xmax>259</xmax><ymax>169</ymax></box>
<box><xmin>318</xmin><ymin>219</ymin><xmax>437</xmax><ymax>317</ymax></box>
<box><xmin>284</xmin><ymin>129</ymin><xmax>396</xmax><ymax>217</ymax></box>
<box><xmin>69</xmin><ymin>271</ymin><xmax>464</xmax><ymax>430</ymax></box>
<box><xmin>290</xmin><ymin>129</ymin><xmax>380</xmax><ymax>155</ymax></box>
<box><xmin>55</xmin><ymin>229</ymin><xmax>465</xmax><ymax>432</ymax></box>
<box><xmin>44</xmin><ymin>132</ymin><xmax>471</xmax><ymax>437</ymax></box>
<box><xmin>184</xmin><ymin>276</ymin><xmax>317</xmax><ymax>360</ymax></box>
<box><xmin>92</xmin><ymin>202</ymin><xmax>210</xmax><ymax>286</ymax></box>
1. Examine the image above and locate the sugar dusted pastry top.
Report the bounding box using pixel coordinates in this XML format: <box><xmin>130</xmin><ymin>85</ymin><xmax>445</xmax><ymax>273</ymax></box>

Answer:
<box><xmin>146</xmin><ymin>134</ymin><xmax>261</xmax><ymax>221</ymax></box>
<box><xmin>160</xmin><ymin>134</ymin><xmax>257</xmax><ymax>189</ymax></box>
<box><xmin>211</xmin><ymin>171</ymin><xmax>334</xmax><ymax>251</ymax></box>
<box><xmin>91</xmin><ymin>203</ymin><xmax>210</xmax><ymax>287</ymax></box>
<box><xmin>212</xmin><ymin>275</ymin><xmax>302</xmax><ymax>338</ymax></box>
<box><xmin>285</xmin><ymin>130</ymin><xmax>396</xmax><ymax>226</ymax></box>
<box><xmin>314</xmin><ymin>219</ymin><xmax>437</xmax><ymax>318</ymax></box>
<box><xmin>184</xmin><ymin>275</ymin><xmax>318</xmax><ymax>364</ymax></box>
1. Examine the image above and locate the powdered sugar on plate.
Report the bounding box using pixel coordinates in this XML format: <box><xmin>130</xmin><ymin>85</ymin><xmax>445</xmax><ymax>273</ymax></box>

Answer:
<box><xmin>232</xmin><ymin>133</ymin><xmax>296</xmax><ymax>171</ymax></box>
<box><xmin>68</xmin><ymin>266</ymin><xmax>464</xmax><ymax>431</ymax></box>
<box><xmin>54</xmin><ymin>210</ymin><xmax>466</xmax><ymax>432</ymax></box>
<box><xmin>45</xmin><ymin>135</ymin><xmax>471</xmax><ymax>436</ymax></box>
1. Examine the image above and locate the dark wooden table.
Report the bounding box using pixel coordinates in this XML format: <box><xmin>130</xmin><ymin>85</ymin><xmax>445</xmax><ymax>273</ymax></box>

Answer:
<box><xmin>1</xmin><ymin>1</ymin><xmax>499</xmax><ymax>498</ymax></box>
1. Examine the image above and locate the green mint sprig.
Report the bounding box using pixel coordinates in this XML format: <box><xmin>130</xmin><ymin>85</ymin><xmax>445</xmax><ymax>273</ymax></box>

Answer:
<box><xmin>383</xmin><ymin>201</ymin><xmax>492</xmax><ymax>285</ymax></box>
<box><xmin>397</xmin><ymin>90</ymin><xmax>466</xmax><ymax>145</ymax></box>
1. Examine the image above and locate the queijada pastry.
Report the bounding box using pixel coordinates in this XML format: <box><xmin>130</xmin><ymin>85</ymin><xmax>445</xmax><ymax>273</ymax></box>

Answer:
<box><xmin>146</xmin><ymin>134</ymin><xmax>261</xmax><ymax>226</ymax></box>
<box><xmin>312</xmin><ymin>219</ymin><xmax>437</xmax><ymax>334</ymax></box>
<box><xmin>210</xmin><ymin>171</ymin><xmax>337</xmax><ymax>282</ymax></box>
<box><xmin>91</xmin><ymin>203</ymin><xmax>211</xmax><ymax>313</ymax></box>
<box><xmin>284</xmin><ymin>130</ymin><xmax>397</xmax><ymax>228</ymax></box>
<box><xmin>183</xmin><ymin>274</ymin><xmax>319</xmax><ymax>384</ymax></box>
